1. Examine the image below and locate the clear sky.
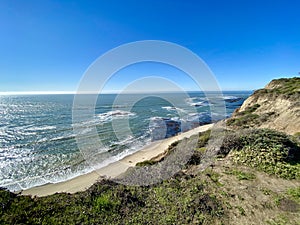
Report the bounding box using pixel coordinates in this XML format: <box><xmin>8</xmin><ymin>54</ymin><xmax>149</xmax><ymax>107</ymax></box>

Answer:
<box><xmin>0</xmin><ymin>0</ymin><xmax>299</xmax><ymax>93</ymax></box>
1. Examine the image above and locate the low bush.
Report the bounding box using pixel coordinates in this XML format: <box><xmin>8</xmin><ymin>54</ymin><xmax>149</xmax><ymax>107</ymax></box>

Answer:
<box><xmin>229</xmin><ymin>129</ymin><xmax>300</xmax><ymax>179</ymax></box>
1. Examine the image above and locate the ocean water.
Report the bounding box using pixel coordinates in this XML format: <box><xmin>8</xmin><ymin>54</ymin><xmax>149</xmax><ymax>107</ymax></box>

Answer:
<box><xmin>0</xmin><ymin>91</ymin><xmax>251</xmax><ymax>191</ymax></box>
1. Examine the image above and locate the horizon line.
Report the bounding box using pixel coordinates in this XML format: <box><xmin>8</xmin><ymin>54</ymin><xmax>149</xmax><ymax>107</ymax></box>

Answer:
<box><xmin>0</xmin><ymin>90</ymin><xmax>254</xmax><ymax>95</ymax></box>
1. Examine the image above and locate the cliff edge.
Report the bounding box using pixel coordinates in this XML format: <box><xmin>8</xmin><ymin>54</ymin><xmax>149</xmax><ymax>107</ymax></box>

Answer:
<box><xmin>227</xmin><ymin>77</ymin><xmax>300</xmax><ymax>135</ymax></box>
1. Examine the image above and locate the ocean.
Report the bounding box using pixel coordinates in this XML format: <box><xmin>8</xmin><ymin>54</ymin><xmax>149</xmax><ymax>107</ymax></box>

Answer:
<box><xmin>0</xmin><ymin>91</ymin><xmax>251</xmax><ymax>191</ymax></box>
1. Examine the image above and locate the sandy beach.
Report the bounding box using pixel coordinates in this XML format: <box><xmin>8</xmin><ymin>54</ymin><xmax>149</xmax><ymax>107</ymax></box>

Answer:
<box><xmin>21</xmin><ymin>123</ymin><xmax>214</xmax><ymax>197</ymax></box>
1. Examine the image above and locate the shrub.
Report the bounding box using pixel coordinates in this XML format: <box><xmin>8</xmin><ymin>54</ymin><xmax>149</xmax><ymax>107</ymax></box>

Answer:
<box><xmin>236</xmin><ymin>104</ymin><xmax>260</xmax><ymax>116</ymax></box>
<box><xmin>136</xmin><ymin>160</ymin><xmax>156</xmax><ymax>167</ymax></box>
<box><xmin>226</xmin><ymin>113</ymin><xmax>259</xmax><ymax>127</ymax></box>
<box><xmin>198</xmin><ymin>130</ymin><xmax>211</xmax><ymax>147</ymax></box>
<box><xmin>94</xmin><ymin>192</ymin><xmax>119</xmax><ymax>212</ymax></box>
<box><xmin>229</xmin><ymin>129</ymin><xmax>300</xmax><ymax>179</ymax></box>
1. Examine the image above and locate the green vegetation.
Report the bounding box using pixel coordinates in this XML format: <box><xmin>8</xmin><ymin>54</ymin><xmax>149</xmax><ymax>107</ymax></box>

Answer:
<box><xmin>236</xmin><ymin>104</ymin><xmax>260</xmax><ymax>116</ymax></box>
<box><xmin>236</xmin><ymin>205</ymin><xmax>246</xmax><ymax>216</ymax></box>
<box><xmin>294</xmin><ymin>132</ymin><xmax>300</xmax><ymax>143</ymax></box>
<box><xmin>294</xmin><ymin>132</ymin><xmax>300</xmax><ymax>137</ymax></box>
<box><xmin>257</xmin><ymin>77</ymin><xmax>300</xmax><ymax>98</ymax></box>
<box><xmin>187</xmin><ymin>130</ymin><xmax>211</xmax><ymax>165</ymax></box>
<box><xmin>286</xmin><ymin>187</ymin><xmax>300</xmax><ymax>204</ymax></box>
<box><xmin>226</xmin><ymin>104</ymin><xmax>261</xmax><ymax>127</ymax></box>
<box><xmin>260</xmin><ymin>187</ymin><xmax>273</xmax><ymax>195</ymax></box>
<box><xmin>255</xmin><ymin>77</ymin><xmax>300</xmax><ymax>100</ymax></box>
<box><xmin>198</xmin><ymin>130</ymin><xmax>211</xmax><ymax>147</ymax></box>
<box><xmin>226</xmin><ymin>113</ymin><xmax>259</xmax><ymax>127</ymax></box>
<box><xmin>229</xmin><ymin>129</ymin><xmax>300</xmax><ymax>179</ymax></box>
<box><xmin>266</xmin><ymin>214</ymin><xmax>291</xmax><ymax>225</ymax></box>
<box><xmin>94</xmin><ymin>192</ymin><xmax>120</xmax><ymax>212</ymax></box>
<box><xmin>224</xmin><ymin>169</ymin><xmax>256</xmax><ymax>181</ymax></box>
<box><xmin>205</xmin><ymin>169</ymin><xmax>222</xmax><ymax>186</ymax></box>
<box><xmin>0</xmin><ymin>174</ymin><xmax>225</xmax><ymax>224</ymax></box>
<box><xmin>135</xmin><ymin>159</ymin><xmax>157</xmax><ymax>167</ymax></box>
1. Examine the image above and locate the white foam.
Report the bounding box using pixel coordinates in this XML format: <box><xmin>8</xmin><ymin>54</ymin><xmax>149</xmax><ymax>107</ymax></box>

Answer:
<box><xmin>222</xmin><ymin>96</ymin><xmax>240</xmax><ymax>100</ymax></box>
<box><xmin>162</xmin><ymin>106</ymin><xmax>186</xmax><ymax>112</ymax></box>
<box><xmin>96</xmin><ymin>110</ymin><xmax>136</xmax><ymax>123</ymax></box>
<box><xmin>162</xmin><ymin>106</ymin><xmax>176</xmax><ymax>111</ymax></box>
<box><xmin>27</xmin><ymin>125</ymin><xmax>56</xmax><ymax>131</ymax></box>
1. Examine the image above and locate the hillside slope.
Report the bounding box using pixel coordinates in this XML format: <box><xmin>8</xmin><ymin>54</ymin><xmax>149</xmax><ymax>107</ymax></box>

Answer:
<box><xmin>227</xmin><ymin>77</ymin><xmax>300</xmax><ymax>135</ymax></box>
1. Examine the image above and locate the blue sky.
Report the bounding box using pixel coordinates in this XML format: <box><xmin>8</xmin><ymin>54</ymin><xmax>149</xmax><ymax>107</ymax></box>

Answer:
<box><xmin>0</xmin><ymin>0</ymin><xmax>299</xmax><ymax>93</ymax></box>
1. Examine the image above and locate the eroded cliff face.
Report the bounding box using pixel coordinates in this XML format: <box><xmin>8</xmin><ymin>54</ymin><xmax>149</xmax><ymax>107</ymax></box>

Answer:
<box><xmin>228</xmin><ymin>77</ymin><xmax>300</xmax><ymax>135</ymax></box>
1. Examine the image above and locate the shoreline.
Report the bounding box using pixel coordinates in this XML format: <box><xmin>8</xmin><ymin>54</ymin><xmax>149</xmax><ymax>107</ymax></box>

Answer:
<box><xmin>21</xmin><ymin>123</ymin><xmax>214</xmax><ymax>197</ymax></box>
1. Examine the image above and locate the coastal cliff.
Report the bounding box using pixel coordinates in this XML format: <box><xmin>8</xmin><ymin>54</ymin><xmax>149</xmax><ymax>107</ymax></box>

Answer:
<box><xmin>227</xmin><ymin>77</ymin><xmax>300</xmax><ymax>135</ymax></box>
